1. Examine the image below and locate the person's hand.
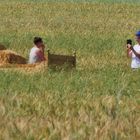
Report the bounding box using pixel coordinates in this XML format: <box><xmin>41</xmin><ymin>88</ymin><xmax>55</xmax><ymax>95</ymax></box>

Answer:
<box><xmin>41</xmin><ymin>44</ymin><xmax>45</xmax><ymax>49</ymax></box>
<box><xmin>39</xmin><ymin>44</ymin><xmax>45</xmax><ymax>52</ymax></box>
<box><xmin>127</xmin><ymin>44</ymin><xmax>133</xmax><ymax>50</ymax></box>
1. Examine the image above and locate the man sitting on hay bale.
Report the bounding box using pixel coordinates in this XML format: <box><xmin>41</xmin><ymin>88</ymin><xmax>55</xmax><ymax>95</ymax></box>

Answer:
<box><xmin>29</xmin><ymin>37</ymin><xmax>46</xmax><ymax>64</ymax></box>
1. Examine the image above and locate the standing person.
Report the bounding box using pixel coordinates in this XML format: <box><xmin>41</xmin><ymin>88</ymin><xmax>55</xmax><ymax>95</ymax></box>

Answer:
<box><xmin>29</xmin><ymin>37</ymin><xmax>46</xmax><ymax>64</ymax></box>
<box><xmin>127</xmin><ymin>31</ymin><xmax>140</xmax><ymax>69</ymax></box>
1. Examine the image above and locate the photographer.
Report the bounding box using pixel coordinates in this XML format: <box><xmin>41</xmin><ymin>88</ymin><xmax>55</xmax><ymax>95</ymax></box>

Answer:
<box><xmin>127</xmin><ymin>31</ymin><xmax>140</xmax><ymax>69</ymax></box>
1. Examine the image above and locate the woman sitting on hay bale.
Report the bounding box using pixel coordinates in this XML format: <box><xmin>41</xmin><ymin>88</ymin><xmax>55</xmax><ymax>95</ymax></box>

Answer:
<box><xmin>0</xmin><ymin>37</ymin><xmax>46</xmax><ymax>67</ymax></box>
<box><xmin>29</xmin><ymin>37</ymin><xmax>46</xmax><ymax>64</ymax></box>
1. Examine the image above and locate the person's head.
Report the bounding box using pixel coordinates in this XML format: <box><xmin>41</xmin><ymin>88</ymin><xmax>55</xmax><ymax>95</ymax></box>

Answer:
<box><xmin>135</xmin><ymin>31</ymin><xmax>140</xmax><ymax>44</ymax></box>
<box><xmin>34</xmin><ymin>37</ymin><xmax>43</xmax><ymax>48</ymax></box>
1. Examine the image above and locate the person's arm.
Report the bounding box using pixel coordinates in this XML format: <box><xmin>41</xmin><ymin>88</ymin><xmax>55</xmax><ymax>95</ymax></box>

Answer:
<box><xmin>40</xmin><ymin>44</ymin><xmax>46</xmax><ymax>55</ymax></box>
<box><xmin>126</xmin><ymin>44</ymin><xmax>132</xmax><ymax>58</ymax></box>
<box><xmin>36</xmin><ymin>50</ymin><xmax>46</xmax><ymax>61</ymax></box>
<box><xmin>129</xmin><ymin>46</ymin><xmax>140</xmax><ymax>59</ymax></box>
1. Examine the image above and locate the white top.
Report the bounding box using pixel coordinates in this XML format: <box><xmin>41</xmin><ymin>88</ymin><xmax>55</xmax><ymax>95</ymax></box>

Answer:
<box><xmin>131</xmin><ymin>44</ymin><xmax>140</xmax><ymax>68</ymax></box>
<box><xmin>29</xmin><ymin>46</ymin><xmax>40</xmax><ymax>64</ymax></box>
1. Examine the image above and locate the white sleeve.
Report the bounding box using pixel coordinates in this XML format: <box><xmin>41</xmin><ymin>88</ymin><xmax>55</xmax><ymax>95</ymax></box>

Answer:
<box><xmin>135</xmin><ymin>45</ymin><xmax>140</xmax><ymax>54</ymax></box>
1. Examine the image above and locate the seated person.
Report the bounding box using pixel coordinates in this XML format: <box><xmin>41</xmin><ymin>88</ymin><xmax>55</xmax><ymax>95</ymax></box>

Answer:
<box><xmin>127</xmin><ymin>31</ymin><xmax>140</xmax><ymax>69</ymax></box>
<box><xmin>29</xmin><ymin>37</ymin><xmax>46</xmax><ymax>64</ymax></box>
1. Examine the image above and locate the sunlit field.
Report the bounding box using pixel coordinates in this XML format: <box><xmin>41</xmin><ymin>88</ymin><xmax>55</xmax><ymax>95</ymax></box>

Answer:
<box><xmin>0</xmin><ymin>0</ymin><xmax>140</xmax><ymax>140</ymax></box>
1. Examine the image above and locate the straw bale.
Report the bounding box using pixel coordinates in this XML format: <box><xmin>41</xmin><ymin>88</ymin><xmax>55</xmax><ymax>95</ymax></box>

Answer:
<box><xmin>0</xmin><ymin>50</ymin><xmax>26</xmax><ymax>64</ymax></box>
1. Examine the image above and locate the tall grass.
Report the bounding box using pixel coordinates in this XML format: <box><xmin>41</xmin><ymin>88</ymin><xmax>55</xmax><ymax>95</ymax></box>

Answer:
<box><xmin>0</xmin><ymin>1</ymin><xmax>140</xmax><ymax>140</ymax></box>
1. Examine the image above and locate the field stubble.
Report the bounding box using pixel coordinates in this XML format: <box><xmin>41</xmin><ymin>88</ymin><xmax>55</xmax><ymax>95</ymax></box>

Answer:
<box><xmin>0</xmin><ymin>1</ymin><xmax>140</xmax><ymax>140</ymax></box>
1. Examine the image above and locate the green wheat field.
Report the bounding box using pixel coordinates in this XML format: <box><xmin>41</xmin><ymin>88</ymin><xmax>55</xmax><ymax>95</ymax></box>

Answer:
<box><xmin>0</xmin><ymin>0</ymin><xmax>140</xmax><ymax>140</ymax></box>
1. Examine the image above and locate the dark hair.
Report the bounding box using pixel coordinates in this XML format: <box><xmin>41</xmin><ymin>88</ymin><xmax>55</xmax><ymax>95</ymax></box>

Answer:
<box><xmin>33</xmin><ymin>37</ymin><xmax>43</xmax><ymax>45</ymax></box>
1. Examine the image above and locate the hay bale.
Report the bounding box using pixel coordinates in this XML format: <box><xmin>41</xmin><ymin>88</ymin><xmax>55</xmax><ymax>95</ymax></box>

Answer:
<box><xmin>0</xmin><ymin>50</ymin><xmax>27</xmax><ymax>64</ymax></box>
<box><xmin>0</xmin><ymin>44</ymin><xmax>6</xmax><ymax>50</ymax></box>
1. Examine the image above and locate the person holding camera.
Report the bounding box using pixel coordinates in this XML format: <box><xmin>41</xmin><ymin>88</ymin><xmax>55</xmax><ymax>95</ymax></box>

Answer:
<box><xmin>127</xmin><ymin>31</ymin><xmax>140</xmax><ymax>69</ymax></box>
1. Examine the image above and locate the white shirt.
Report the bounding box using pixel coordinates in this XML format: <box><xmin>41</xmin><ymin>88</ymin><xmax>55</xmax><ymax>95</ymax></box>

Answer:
<box><xmin>29</xmin><ymin>46</ymin><xmax>40</xmax><ymax>64</ymax></box>
<box><xmin>131</xmin><ymin>44</ymin><xmax>140</xmax><ymax>68</ymax></box>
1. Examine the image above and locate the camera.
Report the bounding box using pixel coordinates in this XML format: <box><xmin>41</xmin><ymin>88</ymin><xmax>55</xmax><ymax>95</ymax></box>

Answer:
<box><xmin>127</xmin><ymin>39</ymin><xmax>132</xmax><ymax>45</ymax></box>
